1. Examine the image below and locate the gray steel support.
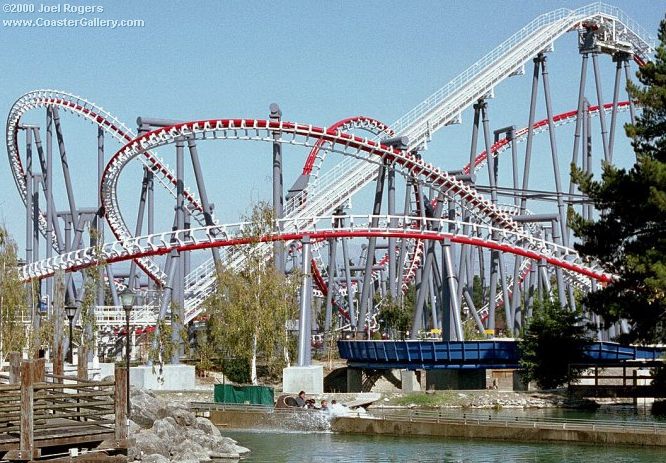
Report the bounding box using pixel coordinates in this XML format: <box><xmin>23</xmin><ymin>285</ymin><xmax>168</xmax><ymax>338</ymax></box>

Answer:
<box><xmin>31</xmin><ymin>127</ymin><xmax>64</xmax><ymax>254</ymax></box>
<box><xmin>341</xmin><ymin>233</ymin><xmax>356</xmax><ymax>329</ymax></box>
<box><xmin>623</xmin><ymin>60</ymin><xmax>636</xmax><ymax>125</ymax></box>
<box><xmin>147</xmin><ymin>167</ymin><xmax>154</xmax><ymax>289</ymax></box>
<box><xmin>463</xmin><ymin>287</ymin><xmax>485</xmax><ymax>336</ymax></box>
<box><xmin>64</xmin><ymin>215</ymin><xmax>72</xmax><ymax>253</ymax></box>
<box><xmin>188</xmin><ymin>138</ymin><xmax>221</xmax><ymax>266</ymax></box>
<box><xmin>551</xmin><ymin>219</ymin><xmax>567</xmax><ymax>308</ymax></box>
<box><xmin>25</xmin><ymin>129</ymin><xmax>33</xmax><ymax>265</ymax></box>
<box><xmin>584</xmin><ymin>102</ymin><xmax>593</xmax><ymax>220</ymax></box>
<box><xmin>184</xmin><ymin>209</ymin><xmax>191</xmax><ymax>280</ymax></box>
<box><xmin>171</xmin><ymin>138</ymin><xmax>185</xmax><ymax>364</ymax></box>
<box><xmin>411</xmin><ymin>195</ymin><xmax>444</xmax><ymax>339</ymax></box>
<box><xmin>497</xmin><ymin>253</ymin><xmax>513</xmax><ymax>335</ymax></box>
<box><xmin>297</xmin><ymin>236</ymin><xmax>312</xmax><ymax>367</ymax></box>
<box><xmin>128</xmin><ymin>168</ymin><xmax>150</xmax><ymax>289</ymax></box>
<box><xmin>541</xmin><ymin>56</ymin><xmax>569</xmax><ymax>247</ymax></box>
<box><xmin>568</xmin><ymin>53</ymin><xmax>589</xmax><ymax>220</ymax></box>
<box><xmin>591</xmin><ymin>53</ymin><xmax>610</xmax><ymax>163</ymax></box>
<box><xmin>358</xmin><ymin>164</ymin><xmax>386</xmax><ymax>337</ymax></box>
<box><xmin>97</xmin><ymin>127</ymin><xmax>105</xmax><ymax>306</ymax></box>
<box><xmin>324</xmin><ymin>238</ymin><xmax>337</xmax><ymax>333</ymax></box>
<box><xmin>270</xmin><ymin>104</ymin><xmax>285</xmax><ymax>273</ymax></box>
<box><xmin>155</xmin><ymin>251</ymin><xmax>179</xmax><ymax>363</ymax></box>
<box><xmin>52</xmin><ymin>108</ymin><xmax>78</xmax><ymax>223</ymax></box>
<box><xmin>45</xmin><ymin>109</ymin><xmax>54</xmax><ymax>304</ymax></box>
<box><xmin>521</xmin><ymin>56</ymin><xmax>541</xmax><ymax>212</ymax></box>
<box><xmin>608</xmin><ymin>54</ymin><xmax>625</xmax><ymax>162</ymax></box>
<box><xmin>481</xmin><ymin>103</ymin><xmax>497</xmax><ymax>205</ymax></box>
<box><xmin>510</xmin><ymin>129</ymin><xmax>519</xmax><ymax>207</ymax></box>
<box><xmin>487</xmin><ymin>250</ymin><xmax>498</xmax><ymax>332</ymax></box>
<box><xmin>511</xmin><ymin>253</ymin><xmax>523</xmax><ymax>332</ymax></box>
<box><xmin>396</xmin><ymin>180</ymin><xmax>414</xmax><ymax>300</ymax></box>
<box><xmin>387</xmin><ymin>165</ymin><xmax>397</xmax><ymax>298</ymax></box>
<box><xmin>428</xmin><ymin>254</ymin><xmax>439</xmax><ymax>331</ymax></box>
<box><xmin>538</xmin><ymin>257</ymin><xmax>551</xmax><ymax>295</ymax></box>
<box><xmin>32</xmin><ymin>175</ymin><xmax>41</xmax><ymax>265</ymax></box>
<box><xmin>470</xmin><ymin>102</ymin><xmax>482</xmax><ymax>169</ymax></box>
<box><xmin>106</xmin><ymin>265</ymin><xmax>120</xmax><ymax>306</ymax></box>
<box><xmin>527</xmin><ymin>263</ymin><xmax>537</xmax><ymax>318</ymax></box>
<box><xmin>443</xmin><ymin>239</ymin><xmax>463</xmax><ymax>341</ymax></box>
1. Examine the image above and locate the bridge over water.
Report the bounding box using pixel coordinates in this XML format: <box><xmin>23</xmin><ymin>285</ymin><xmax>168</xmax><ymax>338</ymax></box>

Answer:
<box><xmin>337</xmin><ymin>340</ymin><xmax>664</xmax><ymax>370</ymax></box>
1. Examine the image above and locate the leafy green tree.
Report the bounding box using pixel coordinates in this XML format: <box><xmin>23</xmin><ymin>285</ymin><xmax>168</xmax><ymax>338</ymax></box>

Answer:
<box><xmin>0</xmin><ymin>226</ymin><xmax>27</xmax><ymax>361</ymax></box>
<box><xmin>518</xmin><ymin>298</ymin><xmax>590</xmax><ymax>389</ymax></box>
<box><xmin>77</xmin><ymin>226</ymin><xmax>103</xmax><ymax>360</ymax></box>
<box><xmin>205</xmin><ymin>202</ymin><xmax>299</xmax><ymax>384</ymax></box>
<box><xmin>378</xmin><ymin>287</ymin><xmax>417</xmax><ymax>339</ymax></box>
<box><xmin>571</xmin><ymin>18</ymin><xmax>666</xmax><ymax>343</ymax></box>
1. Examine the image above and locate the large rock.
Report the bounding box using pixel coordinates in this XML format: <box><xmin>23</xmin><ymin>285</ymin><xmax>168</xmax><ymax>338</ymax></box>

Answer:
<box><xmin>131</xmin><ymin>388</ymin><xmax>168</xmax><ymax>428</ymax></box>
<box><xmin>128</xmin><ymin>387</ymin><xmax>249</xmax><ymax>462</ymax></box>
<box><xmin>169</xmin><ymin>439</ymin><xmax>210</xmax><ymax>463</ymax></box>
<box><xmin>134</xmin><ymin>430</ymin><xmax>169</xmax><ymax>458</ymax></box>
<box><xmin>166</xmin><ymin>403</ymin><xmax>196</xmax><ymax>427</ymax></box>
<box><xmin>142</xmin><ymin>455</ymin><xmax>171</xmax><ymax>463</ymax></box>
<box><xmin>194</xmin><ymin>416</ymin><xmax>221</xmax><ymax>438</ymax></box>
<box><xmin>151</xmin><ymin>417</ymin><xmax>184</xmax><ymax>444</ymax></box>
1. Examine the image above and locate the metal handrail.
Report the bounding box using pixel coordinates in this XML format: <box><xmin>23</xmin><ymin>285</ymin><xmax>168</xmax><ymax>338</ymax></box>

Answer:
<box><xmin>369</xmin><ymin>408</ymin><xmax>666</xmax><ymax>433</ymax></box>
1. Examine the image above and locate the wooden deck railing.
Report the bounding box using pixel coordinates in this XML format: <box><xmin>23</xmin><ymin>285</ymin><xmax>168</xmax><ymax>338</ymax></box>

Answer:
<box><xmin>0</xmin><ymin>354</ymin><xmax>128</xmax><ymax>462</ymax></box>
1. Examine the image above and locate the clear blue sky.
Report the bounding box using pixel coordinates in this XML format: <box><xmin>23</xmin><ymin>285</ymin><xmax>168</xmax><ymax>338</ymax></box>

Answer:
<box><xmin>1</xmin><ymin>0</ymin><xmax>664</xmax><ymax>255</ymax></box>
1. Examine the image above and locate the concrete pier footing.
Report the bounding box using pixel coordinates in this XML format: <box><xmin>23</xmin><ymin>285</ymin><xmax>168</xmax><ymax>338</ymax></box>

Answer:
<box><xmin>283</xmin><ymin>365</ymin><xmax>324</xmax><ymax>394</ymax></box>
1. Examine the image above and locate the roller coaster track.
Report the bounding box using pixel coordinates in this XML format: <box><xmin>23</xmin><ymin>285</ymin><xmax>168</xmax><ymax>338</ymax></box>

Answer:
<box><xmin>308</xmin><ymin>101</ymin><xmax>630</xmax><ymax>322</ymax></box>
<box><xmin>178</xmin><ymin>3</ymin><xmax>651</xmax><ymax>322</ymax></box>
<box><xmin>5</xmin><ymin>90</ymin><xmax>212</xmax><ymax>285</ymax></box>
<box><xmin>9</xmin><ymin>3</ymin><xmax>652</xmax><ymax>331</ymax></box>
<box><xmin>19</xmin><ymin>215</ymin><xmax>611</xmax><ymax>285</ymax></box>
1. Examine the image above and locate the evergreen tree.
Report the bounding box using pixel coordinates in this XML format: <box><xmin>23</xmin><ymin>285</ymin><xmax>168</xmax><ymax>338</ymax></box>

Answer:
<box><xmin>518</xmin><ymin>298</ymin><xmax>590</xmax><ymax>389</ymax></box>
<box><xmin>571</xmin><ymin>18</ymin><xmax>666</xmax><ymax>343</ymax></box>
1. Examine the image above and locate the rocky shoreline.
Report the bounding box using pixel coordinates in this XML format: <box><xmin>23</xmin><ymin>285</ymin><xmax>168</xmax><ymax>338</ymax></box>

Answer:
<box><xmin>129</xmin><ymin>388</ymin><xmax>250</xmax><ymax>463</ymax></box>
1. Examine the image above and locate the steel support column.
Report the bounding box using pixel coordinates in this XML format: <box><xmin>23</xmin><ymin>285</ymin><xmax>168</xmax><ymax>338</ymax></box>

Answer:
<box><xmin>387</xmin><ymin>164</ymin><xmax>397</xmax><ymax>298</ymax></box>
<box><xmin>297</xmin><ymin>236</ymin><xmax>312</xmax><ymax>367</ymax></box>
<box><xmin>324</xmin><ymin>237</ymin><xmax>337</xmax><ymax>333</ymax></box>
<box><xmin>541</xmin><ymin>56</ymin><xmax>569</xmax><ymax>247</ymax></box>
<box><xmin>188</xmin><ymin>138</ymin><xmax>221</xmax><ymax>266</ymax></box>
<box><xmin>591</xmin><ymin>53</ymin><xmax>610</xmax><ymax>162</ymax></box>
<box><xmin>170</xmin><ymin>138</ymin><xmax>185</xmax><ymax>364</ymax></box>
<box><xmin>358</xmin><ymin>164</ymin><xmax>386</xmax><ymax>338</ymax></box>
<box><xmin>270</xmin><ymin>104</ymin><xmax>285</xmax><ymax>273</ymax></box>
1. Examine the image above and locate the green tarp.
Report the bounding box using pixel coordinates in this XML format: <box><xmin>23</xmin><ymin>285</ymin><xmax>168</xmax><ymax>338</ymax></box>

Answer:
<box><xmin>214</xmin><ymin>384</ymin><xmax>274</xmax><ymax>406</ymax></box>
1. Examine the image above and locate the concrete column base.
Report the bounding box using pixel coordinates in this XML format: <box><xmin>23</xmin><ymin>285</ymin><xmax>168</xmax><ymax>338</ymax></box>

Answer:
<box><xmin>346</xmin><ymin>368</ymin><xmax>363</xmax><ymax>393</ymax></box>
<box><xmin>426</xmin><ymin>369</ymin><xmax>486</xmax><ymax>390</ymax></box>
<box><xmin>131</xmin><ymin>364</ymin><xmax>196</xmax><ymax>390</ymax></box>
<box><xmin>283</xmin><ymin>365</ymin><xmax>323</xmax><ymax>394</ymax></box>
<box><xmin>401</xmin><ymin>370</ymin><xmax>420</xmax><ymax>392</ymax></box>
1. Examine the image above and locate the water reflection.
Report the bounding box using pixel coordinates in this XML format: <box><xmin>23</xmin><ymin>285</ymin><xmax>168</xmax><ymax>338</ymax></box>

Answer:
<box><xmin>225</xmin><ymin>430</ymin><xmax>664</xmax><ymax>463</ymax></box>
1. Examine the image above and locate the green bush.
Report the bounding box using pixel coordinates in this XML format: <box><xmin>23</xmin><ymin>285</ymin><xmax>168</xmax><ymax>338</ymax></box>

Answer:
<box><xmin>222</xmin><ymin>358</ymin><xmax>251</xmax><ymax>384</ymax></box>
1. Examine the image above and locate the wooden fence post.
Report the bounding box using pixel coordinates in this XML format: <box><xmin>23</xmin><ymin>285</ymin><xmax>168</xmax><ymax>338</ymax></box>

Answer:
<box><xmin>77</xmin><ymin>347</ymin><xmax>88</xmax><ymax>380</ymax></box>
<box><xmin>33</xmin><ymin>358</ymin><xmax>46</xmax><ymax>383</ymax></box>
<box><xmin>53</xmin><ymin>343</ymin><xmax>64</xmax><ymax>382</ymax></box>
<box><xmin>114</xmin><ymin>365</ymin><xmax>128</xmax><ymax>441</ymax></box>
<box><xmin>20</xmin><ymin>360</ymin><xmax>35</xmax><ymax>460</ymax></box>
<box><xmin>9</xmin><ymin>352</ymin><xmax>21</xmax><ymax>383</ymax></box>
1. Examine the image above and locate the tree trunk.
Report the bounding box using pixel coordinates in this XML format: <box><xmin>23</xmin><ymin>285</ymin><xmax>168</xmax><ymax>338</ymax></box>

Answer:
<box><xmin>250</xmin><ymin>334</ymin><xmax>258</xmax><ymax>385</ymax></box>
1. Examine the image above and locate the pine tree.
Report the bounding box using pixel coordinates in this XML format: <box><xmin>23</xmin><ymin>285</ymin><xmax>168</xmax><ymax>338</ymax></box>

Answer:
<box><xmin>571</xmin><ymin>18</ymin><xmax>666</xmax><ymax>343</ymax></box>
<box><xmin>518</xmin><ymin>298</ymin><xmax>590</xmax><ymax>389</ymax></box>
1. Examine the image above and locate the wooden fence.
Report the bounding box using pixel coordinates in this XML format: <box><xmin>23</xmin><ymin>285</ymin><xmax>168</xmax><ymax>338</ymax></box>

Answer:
<box><xmin>0</xmin><ymin>353</ymin><xmax>128</xmax><ymax>462</ymax></box>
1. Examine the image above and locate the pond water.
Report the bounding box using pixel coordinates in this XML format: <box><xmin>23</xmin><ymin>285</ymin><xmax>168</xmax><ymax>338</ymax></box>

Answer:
<box><xmin>225</xmin><ymin>429</ymin><xmax>665</xmax><ymax>463</ymax></box>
